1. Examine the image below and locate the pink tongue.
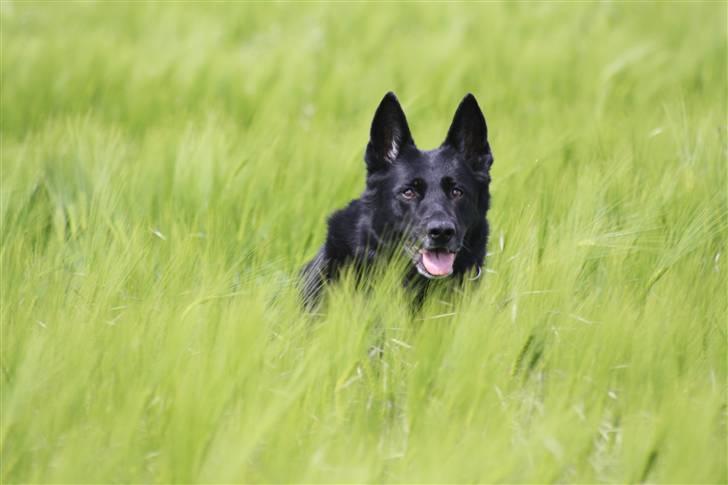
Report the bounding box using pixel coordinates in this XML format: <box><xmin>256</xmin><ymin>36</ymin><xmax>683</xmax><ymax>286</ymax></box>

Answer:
<box><xmin>421</xmin><ymin>250</ymin><xmax>455</xmax><ymax>276</ymax></box>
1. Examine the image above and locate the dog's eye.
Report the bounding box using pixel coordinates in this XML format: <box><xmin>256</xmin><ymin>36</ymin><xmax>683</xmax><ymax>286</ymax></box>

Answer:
<box><xmin>401</xmin><ymin>188</ymin><xmax>417</xmax><ymax>200</ymax></box>
<box><xmin>451</xmin><ymin>188</ymin><xmax>464</xmax><ymax>199</ymax></box>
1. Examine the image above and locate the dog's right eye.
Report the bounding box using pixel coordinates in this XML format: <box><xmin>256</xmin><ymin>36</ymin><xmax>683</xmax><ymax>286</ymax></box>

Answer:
<box><xmin>401</xmin><ymin>188</ymin><xmax>417</xmax><ymax>200</ymax></box>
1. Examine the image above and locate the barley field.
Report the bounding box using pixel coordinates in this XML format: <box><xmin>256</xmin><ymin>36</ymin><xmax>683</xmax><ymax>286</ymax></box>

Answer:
<box><xmin>1</xmin><ymin>2</ymin><xmax>726</xmax><ymax>483</ymax></box>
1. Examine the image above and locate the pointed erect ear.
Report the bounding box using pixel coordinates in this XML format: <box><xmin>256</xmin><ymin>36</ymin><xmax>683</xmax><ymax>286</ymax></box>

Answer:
<box><xmin>443</xmin><ymin>93</ymin><xmax>493</xmax><ymax>171</ymax></box>
<box><xmin>365</xmin><ymin>92</ymin><xmax>415</xmax><ymax>173</ymax></box>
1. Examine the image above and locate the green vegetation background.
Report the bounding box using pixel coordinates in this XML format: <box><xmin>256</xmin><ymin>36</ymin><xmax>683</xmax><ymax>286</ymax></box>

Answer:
<box><xmin>1</xmin><ymin>2</ymin><xmax>726</xmax><ymax>483</ymax></box>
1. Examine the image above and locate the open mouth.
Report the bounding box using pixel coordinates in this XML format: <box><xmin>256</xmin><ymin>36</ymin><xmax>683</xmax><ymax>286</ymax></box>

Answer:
<box><xmin>416</xmin><ymin>249</ymin><xmax>456</xmax><ymax>279</ymax></box>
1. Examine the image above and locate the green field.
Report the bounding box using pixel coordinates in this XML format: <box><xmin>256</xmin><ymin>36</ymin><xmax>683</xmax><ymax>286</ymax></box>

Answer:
<box><xmin>1</xmin><ymin>2</ymin><xmax>726</xmax><ymax>483</ymax></box>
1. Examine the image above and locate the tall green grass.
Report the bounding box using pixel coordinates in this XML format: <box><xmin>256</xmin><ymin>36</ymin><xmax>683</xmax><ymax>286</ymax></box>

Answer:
<box><xmin>1</xmin><ymin>2</ymin><xmax>726</xmax><ymax>483</ymax></box>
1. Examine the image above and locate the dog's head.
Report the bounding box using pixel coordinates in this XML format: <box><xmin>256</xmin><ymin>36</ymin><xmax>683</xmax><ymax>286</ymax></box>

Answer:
<box><xmin>362</xmin><ymin>92</ymin><xmax>494</xmax><ymax>279</ymax></box>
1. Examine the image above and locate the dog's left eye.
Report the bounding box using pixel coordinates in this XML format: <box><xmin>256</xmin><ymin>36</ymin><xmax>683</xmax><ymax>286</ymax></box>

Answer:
<box><xmin>451</xmin><ymin>188</ymin><xmax>464</xmax><ymax>199</ymax></box>
<box><xmin>401</xmin><ymin>188</ymin><xmax>417</xmax><ymax>200</ymax></box>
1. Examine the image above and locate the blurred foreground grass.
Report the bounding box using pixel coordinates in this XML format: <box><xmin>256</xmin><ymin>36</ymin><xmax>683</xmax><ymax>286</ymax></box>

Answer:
<box><xmin>1</xmin><ymin>2</ymin><xmax>726</xmax><ymax>483</ymax></box>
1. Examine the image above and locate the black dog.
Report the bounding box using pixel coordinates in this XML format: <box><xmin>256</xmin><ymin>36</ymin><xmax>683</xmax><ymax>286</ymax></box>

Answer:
<box><xmin>301</xmin><ymin>92</ymin><xmax>494</xmax><ymax>309</ymax></box>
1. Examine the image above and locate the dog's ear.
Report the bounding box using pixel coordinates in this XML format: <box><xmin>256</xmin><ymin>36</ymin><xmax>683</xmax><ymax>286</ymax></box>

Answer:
<box><xmin>443</xmin><ymin>93</ymin><xmax>493</xmax><ymax>171</ymax></box>
<box><xmin>365</xmin><ymin>92</ymin><xmax>414</xmax><ymax>173</ymax></box>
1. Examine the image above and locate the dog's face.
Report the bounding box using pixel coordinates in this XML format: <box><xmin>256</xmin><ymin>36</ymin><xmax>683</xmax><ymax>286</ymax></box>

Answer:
<box><xmin>363</xmin><ymin>93</ymin><xmax>493</xmax><ymax>279</ymax></box>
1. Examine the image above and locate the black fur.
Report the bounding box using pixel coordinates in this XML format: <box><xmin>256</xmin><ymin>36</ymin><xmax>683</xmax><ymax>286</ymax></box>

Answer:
<box><xmin>301</xmin><ymin>92</ymin><xmax>494</xmax><ymax>309</ymax></box>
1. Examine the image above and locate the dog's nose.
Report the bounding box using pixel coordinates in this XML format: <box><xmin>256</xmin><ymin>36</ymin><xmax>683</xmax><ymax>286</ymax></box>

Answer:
<box><xmin>427</xmin><ymin>221</ymin><xmax>455</xmax><ymax>242</ymax></box>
